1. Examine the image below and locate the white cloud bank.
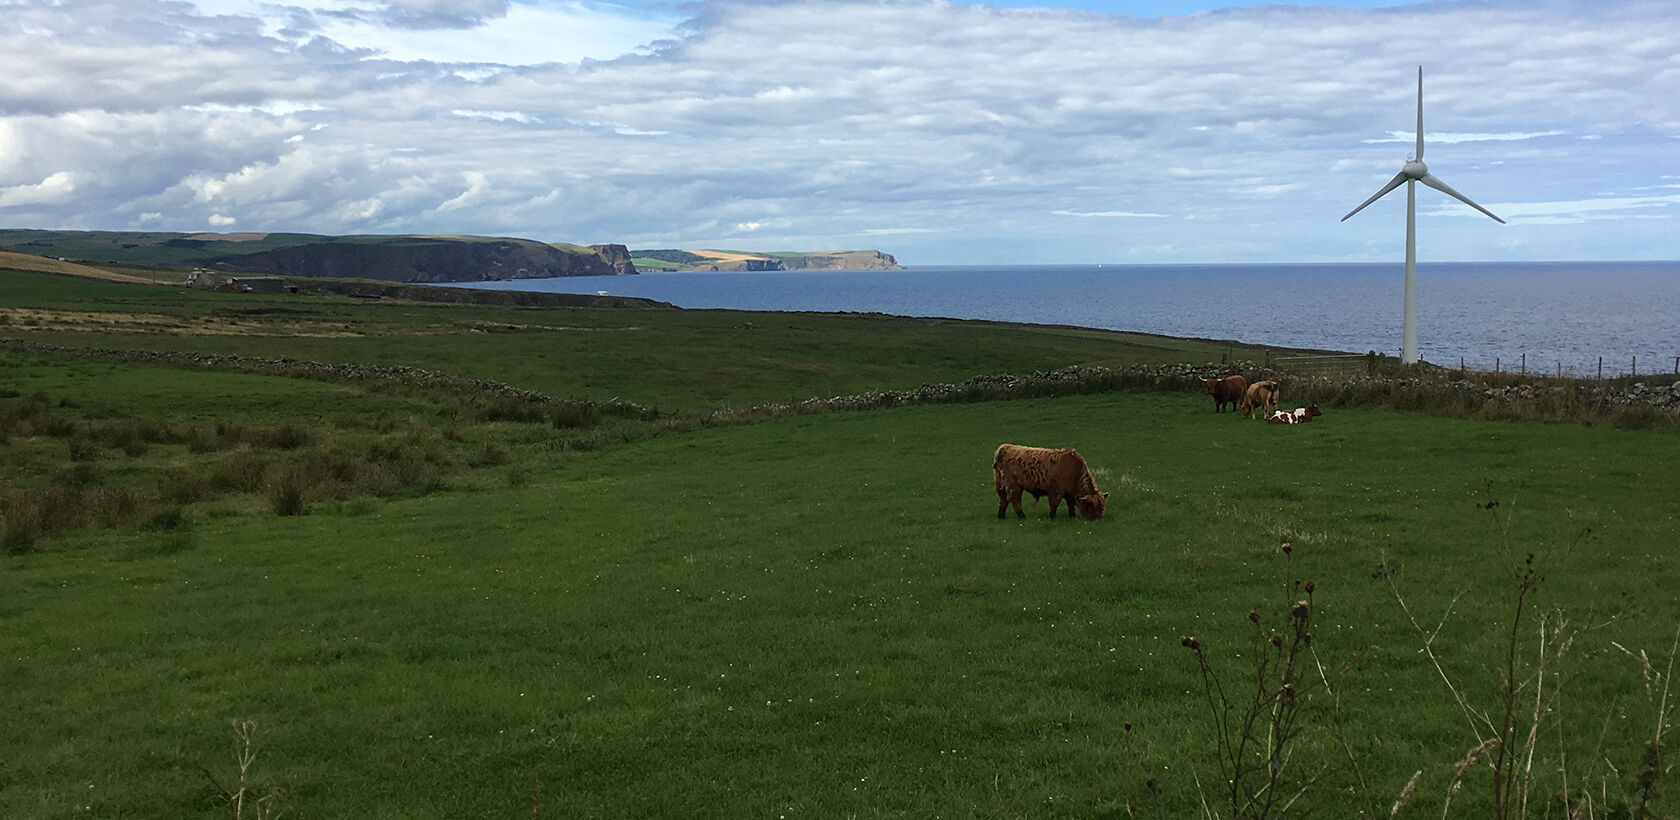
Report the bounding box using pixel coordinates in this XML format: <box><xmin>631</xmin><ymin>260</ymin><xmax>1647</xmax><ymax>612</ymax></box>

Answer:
<box><xmin>1</xmin><ymin>0</ymin><xmax>1677</xmax><ymax>263</ymax></box>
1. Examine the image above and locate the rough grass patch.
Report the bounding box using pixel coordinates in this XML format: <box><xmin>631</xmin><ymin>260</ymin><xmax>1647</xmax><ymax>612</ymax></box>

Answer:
<box><xmin>143</xmin><ymin>505</ymin><xmax>190</xmax><ymax>531</ymax></box>
<box><xmin>64</xmin><ymin>432</ymin><xmax>100</xmax><ymax>462</ymax></box>
<box><xmin>467</xmin><ymin>442</ymin><xmax>508</xmax><ymax>468</ymax></box>
<box><xmin>265</xmin><ymin>468</ymin><xmax>308</xmax><ymax>517</ymax></box>
<box><xmin>551</xmin><ymin>400</ymin><xmax>600</xmax><ymax>429</ymax></box>
<box><xmin>1</xmin><ymin>517</ymin><xmax>39</xmax><ymax>555</ymax></box>
<box><xmin>478</xmin><ymin>396</ymin><xmax>549</xmax><ymax>424</ymax></box>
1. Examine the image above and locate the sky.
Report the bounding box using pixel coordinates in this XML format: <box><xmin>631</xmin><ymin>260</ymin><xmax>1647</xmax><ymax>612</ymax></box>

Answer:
<box><xmin>2</xmin><ymin>0</ymin><xmax>1677</xmax><ymax>265</ymax></box>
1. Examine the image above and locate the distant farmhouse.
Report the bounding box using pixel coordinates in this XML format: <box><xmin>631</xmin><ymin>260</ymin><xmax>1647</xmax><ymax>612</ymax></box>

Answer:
<box><xmin>185</xmin><ymin>269</ymin><xmax>295</xmax><ymax>294</ymax></box>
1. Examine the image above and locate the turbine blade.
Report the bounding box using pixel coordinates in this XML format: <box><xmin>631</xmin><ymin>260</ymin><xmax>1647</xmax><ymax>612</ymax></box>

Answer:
<box><xmin>1415</xmin><ymin>66</ymin><xmax>1424</xmax><ymax>161</ymax></box>
<box><xmin>1341</xmin><ymin>171</ymin><xmax>1408</xmax><ymax>222</ymax></box>
<box><xmin>1419</xmin><ymin>173</ymin><xmax>1506</xmax><ymax>223</ymax></box>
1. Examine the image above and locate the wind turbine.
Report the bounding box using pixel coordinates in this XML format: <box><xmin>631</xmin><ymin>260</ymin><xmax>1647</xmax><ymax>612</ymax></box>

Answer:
<box><xmin>1342</xmin><ymin>66</ymin><xmax>1504</xmax><ymax>365</ymax></box>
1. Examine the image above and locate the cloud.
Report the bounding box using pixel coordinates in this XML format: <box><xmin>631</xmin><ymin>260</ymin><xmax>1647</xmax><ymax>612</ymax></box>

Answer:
<box><xmin>301</xmin><ymin>0</ymin><xmax>678</xmax><ymax>63</ymax></box>
<box><xmin>1366</xmin><ymin>130</ymin><xmax>1569</xmax><ymax>145</ymax></box>
<box><xmin>1430</xmin><ymin>192</ymin><xmax>1680</xmax><ymax>224</ymax></box>
<box><xmin>366</xmin><ymin>0</ymin><xmax>513</xmax><ymax>29</ymax></box>
<box><xmin>452</xmin><ymin>109</ymin><xmax>541</xmax><ymax>124</ymax></box>
<box><xmin>0</xmin><ymin>171</ymin><xmax>79</xmax><ymax>207</ymax></box>
<box><xmin>435</xmin><ymin>171</ymin><xmax>491</xmax><ymax>212</ymax></box>
<box><xmin>2</xmin><ymin>0</ymin><xmax>1677</xmax><ymax>262</ymax></box>
<box><xmin>1054</xmin><ymin>210</ymin><xmax>1172</xmax><ymax>218</ymax></box>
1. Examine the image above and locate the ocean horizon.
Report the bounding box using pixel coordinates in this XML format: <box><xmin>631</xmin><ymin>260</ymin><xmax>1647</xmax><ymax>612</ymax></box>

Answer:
<box><xmin>449</xmin><ymin>260</ymin><xmax>1680</xmax><ymax>378</ymax></box>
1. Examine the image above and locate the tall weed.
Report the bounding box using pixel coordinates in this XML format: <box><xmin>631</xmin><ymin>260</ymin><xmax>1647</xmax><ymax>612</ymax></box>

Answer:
<box><xmin>1182</xmin><ymin>545</ymin><xmax>1368</xmax><ymax>818</ymax></box>
<box><xmin>1372</xmin><ymin>497</ymin><xmax>1670</xmax><ymax>818</ymax></box>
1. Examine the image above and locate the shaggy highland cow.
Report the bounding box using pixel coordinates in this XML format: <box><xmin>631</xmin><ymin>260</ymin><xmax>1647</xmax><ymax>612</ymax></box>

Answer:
<box><xmin>1203</xmin><ymin>375</ymin><xmax>1248</xmax><ymax>413</ymax></box>
<box><xmin>1240</xmin><ymin>379</ymin><xmax>1280</xmax><ymax>419</ymax></box>
<box><xmin>992</xmin><ymin>444</ymin><xmax>1109</xmax><ymax>520</ymax></box>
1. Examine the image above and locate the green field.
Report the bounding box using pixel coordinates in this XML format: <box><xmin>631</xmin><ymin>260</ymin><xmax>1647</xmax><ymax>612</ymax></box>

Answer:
<box><xmin>2</xmin><ymin>265</ymin><xmax>1676</xmax><ymax>818</ymax></box>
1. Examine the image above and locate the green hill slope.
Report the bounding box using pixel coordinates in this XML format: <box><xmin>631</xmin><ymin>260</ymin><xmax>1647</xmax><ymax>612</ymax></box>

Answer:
<box><xmin>0</xmin><ymin>229</ymin><xmax>635</xmax><ymax>282</ymax></box>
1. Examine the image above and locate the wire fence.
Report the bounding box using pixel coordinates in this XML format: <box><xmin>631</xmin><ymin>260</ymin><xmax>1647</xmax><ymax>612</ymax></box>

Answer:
<box><xmin>1268</xmin><ymin>353</ymin><xmax>1372</xmax><ymax>379</ymax></box>
<box><xmin>1470</xmin><ymin>355</ymin><xmax>1680</xmax><ymax>381</ymax></box>
<box><xmin>1223</xmin><ymin>347</ymin><xmax>1680</xmax><ymax>382</ymax></box>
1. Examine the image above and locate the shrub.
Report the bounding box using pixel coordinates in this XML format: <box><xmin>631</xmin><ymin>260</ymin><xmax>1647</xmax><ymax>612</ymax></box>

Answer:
<box><xmin>65</xmin><ymin>434</ymin><xmax>100</xmax><ymax>462</ymax></box>
<box><xmin>479</xmin><ymin>396</ymin><xmax>549</xmax><ymax>424</ymax></box>
<box><xmin>38</xmin><ymin>416</ymin><xmax>77</xmax><ymax>439</ymax></box>
<box><xmin>2</xmin><ymin>518</ymin><xmax>38</xmax><ymax>555</ymax></box>
<box><xmin>213</xmin><ymin>453</ymin><xmax>273</xmax><ymax>494</ymax></box>
<box><xmin>143</xmin><ymin>506</ymin><xmax>189</xmax><ymax>531</ymax></box>
<box><xmin>266</xmin><ymin>470</ymin><xmax>308</xmax><ymax>517</ymax></box>
<box><xmin>89</xmin><ymin>487</ymin><xmax>139</xmax><ymax>528</ymax></box>
<box><xmin>255</xmin><ymin>424</ymin><xmax>310</xmax><ymax>450</ymax></box>
<box><xmin>552</xmin><ymin>400</ymin><xmax>600</xmax><ymax>429</ymax></box>
<box><xmin>467</xmin><ymin>442</ymin><xmax>509</xmax><ymax>468</ymax></box>
<box><xmin>57</xmin><ymin>462</ymin><xmax>103</xmax><ymax>488</ymax></box>
<box><xmin>307</xmin><ymin>451</ymin><xmax>361</xmax><ymax>487</ymax></box>
<box><xmin>186</xmin><ymin>429</ymin><xmax>221</xmax><ymax>454</ymax></box>
<box><xmin>158</xmin><ymin>468</ymin><xmax>215</xmax><ymax>506</ymax></box>
<box><xmin>363</xmin><ymin>457</ymin><xmax>445</xmax><ymax>498</ymax></box>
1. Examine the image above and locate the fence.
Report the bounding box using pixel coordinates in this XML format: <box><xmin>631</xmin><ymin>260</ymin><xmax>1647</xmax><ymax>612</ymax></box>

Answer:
<box><xmin>1267</xmin><ymin>353</ymin><xmax>1371</xmax><ymax>379</ymax></box>
<box><xmin>1470</xmin><ymin>355</ymin><xmax>1680</xmax><ymax>381</ymax></box>
<box><xmin>1221</xmin><ymin>347</ymin><xmax>1678</xmax><ymax>382</ymax></box>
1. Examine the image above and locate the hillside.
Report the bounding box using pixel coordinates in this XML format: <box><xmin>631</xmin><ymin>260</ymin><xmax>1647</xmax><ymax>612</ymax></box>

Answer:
<box><xmin>0</xmin><ymin>229</ymin><xmax>634</xmax><ymax>282</ymax></box>
<box><xmin>3</xmin><ymin>265</ymin><xmax>1677</xmax><ymax>817</ymax></box>
<box><xmin>631</xmin><ymin>248</ymin><xmax>901</xmax><ymax>271</ymax></box>
<box><xmin>0</xmin><ymin>250</ymin><xmax>161</xmax><ymax>285</ymax></box>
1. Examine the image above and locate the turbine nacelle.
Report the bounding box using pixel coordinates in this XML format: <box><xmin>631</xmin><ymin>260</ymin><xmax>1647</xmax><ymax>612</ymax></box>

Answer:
<box><xmin>1402</xmin><ymin>158</ymin><xmax>1428</xmax><ymax>180</ymax></box>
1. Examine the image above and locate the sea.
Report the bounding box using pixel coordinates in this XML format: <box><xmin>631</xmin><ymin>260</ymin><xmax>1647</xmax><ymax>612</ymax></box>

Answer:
<box><xmin>448</xmin><ymin>261</ymin><xmax>1680</xmax><ymax>378</ymax></box>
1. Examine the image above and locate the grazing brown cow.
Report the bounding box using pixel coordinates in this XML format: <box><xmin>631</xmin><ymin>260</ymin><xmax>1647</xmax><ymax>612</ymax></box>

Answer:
<box><xmin>993</xmin><ymin>444</ymin><xmax>1109</xmax><ymax>520</ymax></box>
<box><xmin>1267</xmin><ymin>404</ymin><xmax>1323</xmax><ymax>424</ymax></box>
<box><xmin>1203</xmin><ymin>375</ymin><xmax>1248</xmax><ymax>413</ymax></box>
<box><xmin>1240</xmin><ymin>380</ymin><xmax>1280</xmax><ymax>419</ymax></box>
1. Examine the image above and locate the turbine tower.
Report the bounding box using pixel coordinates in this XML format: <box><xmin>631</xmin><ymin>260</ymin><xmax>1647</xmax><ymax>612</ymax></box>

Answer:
<box><xmin>1342</xmin><ymin>66</ymin><xmax>1504</xmax><ymax>365</ymax></box>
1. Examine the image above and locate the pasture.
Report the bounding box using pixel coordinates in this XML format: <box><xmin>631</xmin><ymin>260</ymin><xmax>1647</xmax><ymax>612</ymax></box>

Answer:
<box><xmin>1</xmin><ymin>266</ymin><xmax>1676</xmax><ymax>817</ymax></box>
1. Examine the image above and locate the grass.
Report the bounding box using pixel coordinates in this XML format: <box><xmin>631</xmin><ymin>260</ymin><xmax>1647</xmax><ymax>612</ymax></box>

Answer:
<box><xmin>5</xmin><ymin>393</ymin><xmax>1677</xmax><ymax>816</ymax></box>
<box><xmin>1</xmin><ymin>265</ymin><xmax>1676</xmax><ymax>816</ymax></box>
<box><xmin>0</xmin><ymin>267</ymin><xmax>1279</xmax><ymax>414</ymax></box>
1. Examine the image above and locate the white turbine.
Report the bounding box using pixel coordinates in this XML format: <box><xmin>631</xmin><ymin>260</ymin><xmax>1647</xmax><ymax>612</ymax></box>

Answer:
<box><xmin>1342</xmin><ymin>66</ymin><xmax>1504</xmax><ymax>365</ymax></box>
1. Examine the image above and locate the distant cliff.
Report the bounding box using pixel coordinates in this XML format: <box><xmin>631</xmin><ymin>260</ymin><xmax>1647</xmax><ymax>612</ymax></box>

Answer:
<box><xmin>223</xmin><ymin>237</ymin><xmax>636</xmax><ymax>282</ymax></box>
<box><xmin>0</xmin><ymin>230</ymin><xmax>902</xmax><ymax>281</ymax></box>
<box><xmin>0</xmin><ymin>230</ymin><xmax>636</xmax><ymax>282</ymax></box>
<box><xmin>631</xmin><ymin>248</ymin><xmax>901</xmax><ymax>272</ymax></box>
<box><xmin>588</xmin><ymin>243</ymin><xmax>637</xmax><ymax>276</ymax></box>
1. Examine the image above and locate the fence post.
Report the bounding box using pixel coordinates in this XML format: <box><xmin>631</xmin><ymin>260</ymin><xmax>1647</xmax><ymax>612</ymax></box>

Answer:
<box><xmin>1632</xmin><ymin>356</ymin><xmax>1637</xmax><ymax>377</ymax></box>
<box><xmin>1496</xmin><ymin>357</ymin><xmax>1501</xmax><ymax>374</ymax></box>
<box><xmin>1521</xmin><ymin>353</ymin><xmax>1526</xmax><ymax>376</ymax></box>
<box><xmin>1673</xmin><ymin>356</ymin><xmax>1678</xmax><ymax>375</ymax></box>
<box><xmin>1556</xmin><ymin>362</ymin><xmax>1561</xmax><ymax>380</ymax></box>
<box><xmin>1598</xmin><ymin>357</ymin><xmax>1603</xmax><ymax>380</ymax></box>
